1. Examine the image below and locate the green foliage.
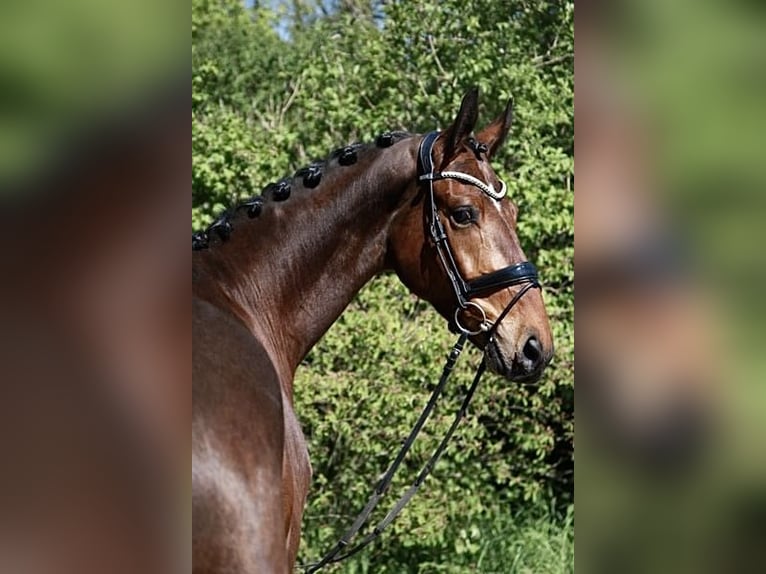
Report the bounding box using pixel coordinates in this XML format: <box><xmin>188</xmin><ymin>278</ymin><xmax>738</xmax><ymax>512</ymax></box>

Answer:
<box><xmin>304</xmin><ymin>503</ymin><xmax>574</xmax><ymax>574</ymax></box>
<box><xmin>192</xmin><ymin>0</ymin><xmax>573</xmax><ymax>568</ymax></box>
<box><xmin>295</xmin><ymin>275</ymin><xmax>573</xmax><ymax>569</ymax></box>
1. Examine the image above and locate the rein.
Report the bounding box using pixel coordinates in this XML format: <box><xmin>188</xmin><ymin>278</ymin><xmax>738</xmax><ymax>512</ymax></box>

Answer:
<box><xmin>301</xmin><ymin>132</ymin><xmax>540</xmax><ymax>572</ymax></box>
<box><xmin>302</xmin><ymin>333</ymin><xmax>474</xmax><ymax>573</ymax></box>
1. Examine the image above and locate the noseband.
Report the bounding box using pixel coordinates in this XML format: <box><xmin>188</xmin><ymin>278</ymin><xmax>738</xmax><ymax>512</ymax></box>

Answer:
<box><xmin>302</xmin><ymin>132</ymin><xmax>544</xmax><ymax>573</ymax></box>
<box><xmin>417</xmin><ymin>130</ymin><xmax>541</xmax><ymax>337</ymax></box>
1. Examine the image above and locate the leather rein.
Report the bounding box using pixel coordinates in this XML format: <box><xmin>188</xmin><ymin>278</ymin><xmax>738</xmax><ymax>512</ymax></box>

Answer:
<box><xmin>302</xmin><ymin>132</ymin><xmax>540</xmax><ymax>572</ymax></box>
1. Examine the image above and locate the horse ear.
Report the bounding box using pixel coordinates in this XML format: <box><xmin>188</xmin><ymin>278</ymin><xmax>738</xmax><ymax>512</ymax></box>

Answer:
<box><xmin>476</xmin><ymin>97</ymin><xmax>513</xmax><ymax>158</ymax></box>
<box><xmin>437</xmin><ymin>87</ymin><xmax>479</xmax><ymax>166</ymax></box>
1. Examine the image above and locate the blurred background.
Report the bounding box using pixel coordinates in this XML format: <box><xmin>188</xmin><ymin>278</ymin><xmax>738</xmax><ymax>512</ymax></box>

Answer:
<box><xmin>577</xmin><ymin>0</ymin><xmax>766</xmax><ymax>572</ymax></box>
<box><xmin>0</xmin><ymin>0</ymin><xmax>185</xmax><ymax>189</ymax></box>
<box><xmin>193</xmin><ymin>0</ymin><xmax>573</xmax><ymax>572</ymax></box>
<box><xmin>0</xmin><ymin>1</ymin><xmax>187</xmax><ymax>573</ymax></box>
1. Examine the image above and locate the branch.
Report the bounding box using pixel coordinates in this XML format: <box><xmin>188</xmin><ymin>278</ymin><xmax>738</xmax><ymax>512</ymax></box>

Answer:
<box><xmin>533</xmin><ymin>53</ymin><xmax>573</xmax><ymax>68</ymax></box>
<box><xmin>427</xmin><ymin>34</ymin><xmax>448</xmax><ymax>78</ymax></box>
<box><xmin>278</xmin><ymin>75</ymin><xmax>302</xmax><ymax>128</ymax></box>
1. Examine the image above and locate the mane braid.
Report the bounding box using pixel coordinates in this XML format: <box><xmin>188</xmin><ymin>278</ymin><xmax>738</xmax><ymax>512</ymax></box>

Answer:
<box><xmin>192</xmin><ymin>131</ymin><xmax>414</xmax><ymax>251</ymax></box>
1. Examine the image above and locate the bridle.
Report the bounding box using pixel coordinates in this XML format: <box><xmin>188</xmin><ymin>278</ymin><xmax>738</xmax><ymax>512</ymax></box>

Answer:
<box><xmin>301</xmin><ymin>132</ymin><xmax>541</xmax><ymax>572</ymax></box>
<box><xmin>418</xmin><ymin>130</ymin><xmax>541</xmax><ymax>337</ymax></box>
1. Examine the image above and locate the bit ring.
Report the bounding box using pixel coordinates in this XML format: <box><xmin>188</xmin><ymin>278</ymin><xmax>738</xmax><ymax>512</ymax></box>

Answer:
<box><xmin>454</xmin><ymin>302</ymin><xmax>490</xmax><ymax>336</ymax></box>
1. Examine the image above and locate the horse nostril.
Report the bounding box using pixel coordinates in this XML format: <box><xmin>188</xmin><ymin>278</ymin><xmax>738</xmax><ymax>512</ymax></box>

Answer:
<box><xmin>522</xmin><ymin>336</ymin><xmax>543</xmax><ymax>370</ymax></box>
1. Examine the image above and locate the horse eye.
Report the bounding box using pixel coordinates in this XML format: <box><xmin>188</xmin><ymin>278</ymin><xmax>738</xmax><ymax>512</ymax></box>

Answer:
<box><xmin>450</xmin><ymin>206</ymin><xmax>476</xmax><ymax>226</ymax></box>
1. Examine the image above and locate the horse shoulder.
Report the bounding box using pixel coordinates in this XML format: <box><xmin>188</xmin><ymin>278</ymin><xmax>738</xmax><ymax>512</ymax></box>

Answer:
<box><xmin>192</xmin><ymin>296</ymin><xmax>289</xmax><ymax>573</ymax></box>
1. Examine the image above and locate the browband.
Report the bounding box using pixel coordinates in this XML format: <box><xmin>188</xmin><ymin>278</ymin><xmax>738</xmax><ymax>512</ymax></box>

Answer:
<box><xmin>417</xmin><ymin>132</ymin><xmax>507</xmax><ymax>200</ymax></box>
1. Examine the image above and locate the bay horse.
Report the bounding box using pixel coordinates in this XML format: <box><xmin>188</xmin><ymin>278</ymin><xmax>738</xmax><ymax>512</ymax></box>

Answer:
<box><xmin>192</xmin><ymin>88</ymin><xmax>554</xmax><ymax>573</ymax></box>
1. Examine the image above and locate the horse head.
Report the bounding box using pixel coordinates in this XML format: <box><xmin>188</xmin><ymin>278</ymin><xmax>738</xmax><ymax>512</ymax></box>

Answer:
<box><xmin>388</xmin><ymin>88</ymin><xmax>554</xmax><ymax>382</ymax></box>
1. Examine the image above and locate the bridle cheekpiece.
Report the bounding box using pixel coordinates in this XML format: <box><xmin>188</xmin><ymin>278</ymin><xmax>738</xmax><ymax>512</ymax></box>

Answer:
<box><xmin>417</xmin><ymin>131</ymin><xmax>541</xmax><ymax>336</ymax></box>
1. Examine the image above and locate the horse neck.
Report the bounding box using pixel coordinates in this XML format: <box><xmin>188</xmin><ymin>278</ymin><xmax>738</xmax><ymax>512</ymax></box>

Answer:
<box><xmin>194</xmin><ymin>139</ymin><xmax>418</xmax><ymax>397</ymax></box>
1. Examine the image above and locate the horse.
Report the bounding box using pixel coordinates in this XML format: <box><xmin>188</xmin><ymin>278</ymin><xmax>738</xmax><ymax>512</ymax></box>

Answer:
<box><xmin>192</xmin><ymin>88</ymin><xmax>554</xmax><ymax>573</ymax></box>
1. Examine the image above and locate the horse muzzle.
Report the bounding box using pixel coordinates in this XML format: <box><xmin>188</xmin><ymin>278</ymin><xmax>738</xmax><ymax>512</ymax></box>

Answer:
<box><xmin>484</xmin><ymin>333</ymin><xmax>553</xmax><ymax>383</ymax></box>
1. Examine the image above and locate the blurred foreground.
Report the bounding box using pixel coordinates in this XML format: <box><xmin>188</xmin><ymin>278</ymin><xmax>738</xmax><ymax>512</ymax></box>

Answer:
<box><xmin>577</xmin><ymin>1</ymin><xmax>766</xmax><ymax>572</ymax></box>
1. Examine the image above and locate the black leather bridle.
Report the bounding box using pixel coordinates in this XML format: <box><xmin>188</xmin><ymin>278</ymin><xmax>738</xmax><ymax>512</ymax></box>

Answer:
<box><xmin>417</xmin><ymin>130</ymin><xmax>541</xmax><ymax>337</ymax></box>
<box><xmin>301</xmin><ymin>132</ymin><xmax>542</xmax><ymax>573</ymax></box>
